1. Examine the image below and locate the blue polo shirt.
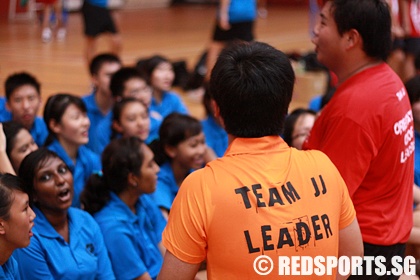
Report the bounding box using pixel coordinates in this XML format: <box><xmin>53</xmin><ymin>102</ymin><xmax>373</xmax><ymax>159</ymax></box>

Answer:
<box><xmin>30</xmin><ymin>117</ymin><xmax>48</xmax><ymax>147</ymax></box>
<box><xmin>150</xmin><ymin>91</ymin><xmax>188</xmax><ymax>119</ymax></box>
<box><xmin>149</xmin><ymin>162</ymin><xmax>179</xmax><ymax>210</ymax></box>
<box><xmin>13</xmin><ymin>207</ymin><xmax>115</xmax><ymax>280</ymax></box>
<box><xmin>94</xmin><ymin>192</ymin><xmax>166</xmax><ymax>280</ymax></box>
<box><xmin>0</xmin><ymin>97</ymin><xmax>12</xmax><ymax>122</ymax></box>
<box><xmin>201</xmin><ymin>115</ymin><xmax>228</xmax><ymax>158</ymax></box>
<box><xmin>47</xmin><ymin>140</ymin><xmax>101</xmax><ymax>208</ymax></box>
<box><xmin>0</xmin><ymin>257</ymin><xmax>20</xmax><ymax>280</ymax></box>
<box><xmin>92</xmin><ymin>111</ymin><xmax>162</xmax><ymax>155</ymax></box>
<box><xmin>82</xmin><ymin>93</ymin><xmax>112</xmax><ymax>152</ymax></box>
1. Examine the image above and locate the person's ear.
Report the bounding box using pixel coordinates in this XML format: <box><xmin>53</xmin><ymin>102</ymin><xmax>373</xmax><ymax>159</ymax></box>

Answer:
<box><xmin>345</xmin><ymin>29</ymin><xmax>361</xmax><ymax>50</ymax></box>
<box><xmin>112</xmin><ymin>120</ymin><xmax>124</xmax><ymax>134</ymax></box>
<box><xmin>91</xmin><ymin>74</ymin><xmax>99</xmax><ymax>88</ymax></box>
<box><xmin>127</xmin><ymin>172</ymin><xmax>138</xmax><ymax>188</ymax></box>
<box><xmin>164</xmin><ymin>144</ymin><xmax>177</xmax><ymax>159</ymax></box>
<box><xmin>211</xmin><ymin>99</ymin><xmax>225</xmax><ymax>128</ymax></box>
<box><xmin>0</xmin><ymin>220</ymin><xmax>6</xmax><ymax>235</ymax></box>
<box><xmin>49</xmin><ymin>119</ymin><xmax>62</xmax><ymax>135</ymax></box>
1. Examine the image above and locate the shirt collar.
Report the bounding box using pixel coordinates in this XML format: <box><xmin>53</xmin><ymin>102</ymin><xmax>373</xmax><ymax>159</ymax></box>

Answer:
<box><xmin>225</xmin><ymin>135</ymin><xmax>288</xmax><ymax>156</ymax></box>
<box><xmin>33</xmin><ymin>207</ymin><xmax>80</xmax><ymax>239</ymax></box>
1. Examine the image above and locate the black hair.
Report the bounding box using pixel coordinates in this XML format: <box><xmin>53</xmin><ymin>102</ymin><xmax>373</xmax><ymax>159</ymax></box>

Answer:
<box><xmin>5</xmin><ymin>72</ymin><xmax>41</xmax><ymax>100</ymax></box>
<box><xmin>283</xmin><ymin>108</ymin><xmax>316</xmax><ymax>146</ymax></box>
<box><xmin>18</xmin><ymin>148</ymin><xmax>64</xmax><ymax>206</ymax></box>
<box><xmin>136</xmin><ymin>55</ymin><xmax>172</xmax><ymax>85</ymax></box>
<box><xmin>89</xmin><ymin>53</ymin><xmax>121</xmax><ymax>76</ymax></box>
<box><xmin>2</xmin><ymin>121</ymin><xmax>27</xmax><ymax>159</ymax></box>
<box><xmin>405</xmin><ymin>75</ymin><xmax>420</xmax><ymax>105</ymax></box>
<box><xmin>110</xmin><ymin>67</ymin><xmax>147</xmax><ymax>99</ymax></box>
<box><xmin>149</xmin><ymin>113</ymin><xmax>202</xmax><ymax>166</ymax></box>
<box><xmin>330</xmin><ymin>0</ymin><xmax>391</xmax><ymax>61</ymax></box>
<box><xmin>202</xmin><ymin>82</ymin><xmax>213</xmax><ymax>117</ymax></box>
<box><xmin>43</xmin><ymin>93</ymin><xmax>88</xmax><ymax>146</ymax></box>
<box><xmin>80</xmin><ymin>137</ymin><xmax>145</xmax><ymax>214</ymax></box>
<box><xmin>414</xmin><ymin>51</ymin><xmax>420</xmax><ymax>72</ymax></box>
<box><xmin>209</xmin><ymin>41</ymin><xmax>295</xmax><ymax>137</ymax></box>
<box><xmin>0</xmin><ymin>173</ymin><xmax>26</xmax><ymax>220</ymax></box>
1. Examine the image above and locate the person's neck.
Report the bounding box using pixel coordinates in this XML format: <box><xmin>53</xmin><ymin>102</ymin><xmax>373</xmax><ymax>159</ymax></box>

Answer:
<box><xmin>0</xmin><ymin>241</ymin><xmax>12</xmax><ymax>266</ymax></box>
<box><xmin>153</xmin><ymin>89</ymin><xmax>163</xmax><ymax>103</ymax></box>
<box><xmin>39</xmin><ymin>206</ymin><xmax>69</xmax><ymax>241</ymax></box>
<box><xmin>337</xmin><ymin>58</ymin><xmax>381</xmax><ymax>85</ymax></box>
<box><xmin>170</xmin><ymin>161</ymin><xmax>190</xmax><ymax>187</ymax></box>
<box><xmin>118</xmin><ymin>189</ymin><xmax>140</xmax><ymax>214</ymax></box>
<box><xmin>57</xmin><ymin>137</ymin><xmax>79</xmax><ymax>162</ymax></box>
<box><xmin>40</xmin><ymin>207</ymin><xmax>67</xmax><ymax>229</ymax></box>
<box><xmin>95</xmin><ymin>90</ymin><xmax>113</xmax><ymax>115</ymax></box>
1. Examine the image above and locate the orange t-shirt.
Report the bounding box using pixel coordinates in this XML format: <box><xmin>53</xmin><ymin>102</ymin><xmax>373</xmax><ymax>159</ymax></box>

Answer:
<box><xmin>162</xmin><ymin>136</ymin><xmax>355</xmax><ymax>279</ymax></box>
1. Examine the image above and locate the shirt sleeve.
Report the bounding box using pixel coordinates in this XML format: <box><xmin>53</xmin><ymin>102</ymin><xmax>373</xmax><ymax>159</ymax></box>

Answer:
<box><xmin>337</xmin><ymin>170</ymin><xmax>357</xmax><ymax>229</ymax></box>
<box><xmin>162</xmin><ymin>170</ymin><xmax>208</xmax><ymax>264</ymax></box>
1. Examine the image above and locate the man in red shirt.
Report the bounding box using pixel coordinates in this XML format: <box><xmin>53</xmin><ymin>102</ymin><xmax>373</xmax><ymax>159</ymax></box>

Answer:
<box><xmin>304</xmin><ymin>0</ymin><xmax>414</xmax><ymax>278</ymax></box>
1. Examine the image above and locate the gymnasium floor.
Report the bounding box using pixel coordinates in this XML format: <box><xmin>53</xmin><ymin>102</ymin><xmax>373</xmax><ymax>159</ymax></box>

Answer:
<box><xmin>0</xmin><ymin>3</ymin><xmax>324</xmax><ymax>118</ymax></box>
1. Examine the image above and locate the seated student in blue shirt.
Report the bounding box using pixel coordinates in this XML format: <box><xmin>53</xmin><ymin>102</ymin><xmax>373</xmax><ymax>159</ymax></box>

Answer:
<box><xmin>0</xmin><ymin>97</ymin><xmax>12</xmax><ymax>121</ymax></box>
<box><xmin>201</xmin><ymin>84</ymin><xmax>228</xmax><ymax>158</ymax></box>
<box><xmin>2</xmin><ymin>72</ymin><xmax>48</xmax><ymax>146</ymax></box>
<box><xmin>92</xmin><ymin>67</ymin><xmax>162</xmax><ymax>155</ymax></box>
<box><xmin>43</xmin><ymin>93</ymin><xmax>101</xmax><ymax>208</ymax></box>
<box><xmin>137</xmin><ymin>55</ymin><xmax>189</xmax><ymax>118</ymax></box>
<box><xmin>81</xmin><ymin>137</ymin><xmax>166</xmax><ymax>280</ymax></box>
<box><xmin>0</xmin><ymin>173</ymin><xmax>36</xmax><ymax>280</ymax></box>
<box><xmin>14</xmin><ymin>148</ymin><xmax>115</xmax><ymax>280</ymax></box>
<box><xmin>82</xmin><ymin>53</ymin><xmax>122</xmax><ymax>151</ymax></box>
<box><xmin>149</xmin><ymin>113</ymin><xmax>206</xmax><ymax>219</ymax></box>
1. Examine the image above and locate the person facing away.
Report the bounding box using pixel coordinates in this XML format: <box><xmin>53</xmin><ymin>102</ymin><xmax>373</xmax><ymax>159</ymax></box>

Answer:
<box><xmin>158</xmin><ymin>41</ymin><xmax>363</xmax><ymax>280</ymax></box>
<box><xmin>13</xmin><ymin>148</ymin><xmax>115</xmax><ymax>279</ymax></box>
<box><xmin>148</xmin><ymin>113</ymin><xmax>206</xmax><ymax>220</ymax></box>
<box><xmin>82</xmin><ymin>53</ymin><xmax>122</xmax><ymax>151</ymax></box>
<box><xmin>81</xmin><ymin>137</ymin><xmax>166</xmax><ymax>280</ymax></box>
<box><xmin>303</xmin><ymin>0</ymin><xmax>414</xmax><ymax>278</ymax></box>
<box><xmin>2</xmin><ymin>72</ymin><xmax>48</xmax><ymax>147</ymax></box>
<box><xmin>0</xmin><ymin>173</ymin><xmax>36</xmax><ymax>279</ymax></box>
<box><xmin>43</xmin><ymin>93</ymin><xmax>101</xmax><ymax>208</ymax></box>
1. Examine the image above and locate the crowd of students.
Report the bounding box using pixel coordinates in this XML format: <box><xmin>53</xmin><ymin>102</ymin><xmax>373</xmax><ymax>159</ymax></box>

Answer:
<box><xmin>0</xmin><ymin>47</ymin><xmax>227</xmax><ymax>278</ymax></box>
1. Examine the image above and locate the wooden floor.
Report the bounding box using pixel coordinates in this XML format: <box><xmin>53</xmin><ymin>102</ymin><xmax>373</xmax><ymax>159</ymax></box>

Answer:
<box><xmin>0</xmin><ymin>3</ymin><xmax>324</xmax><ymax>119</ymax></box>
